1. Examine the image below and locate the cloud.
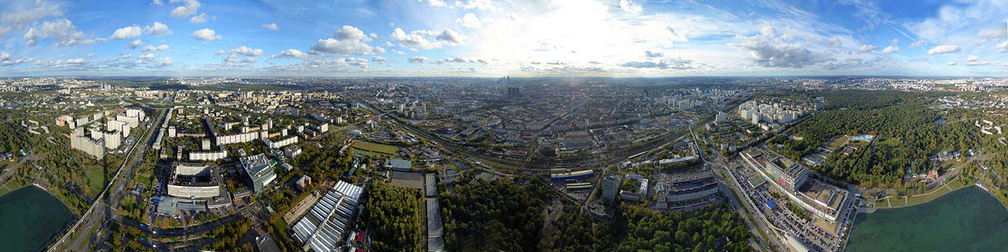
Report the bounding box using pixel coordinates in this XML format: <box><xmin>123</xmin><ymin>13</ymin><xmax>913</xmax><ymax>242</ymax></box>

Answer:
<box><xmin>458</xmin><ymin>13</ymin><xmax>481</xmax><ymax>28</ymax></box>
<box><xmin>309</xmin><ymin>26</ymin><xmax>381</xmax><ymax>55</ymax></box>
<box><xmin>189</xmin><ymin>13</ymin><xmax>213</xmax><ymax>24</ymax></box>
<box><xmin>128</xmin><ymin>39</ymin><xmax>143</xmax><ymax>49</ymax></box>
<box><xmin>389</xmin><ymin>28</ymin><xmax>465</xmax><ymax>50</ymax></box>
<box><xmin>372</xmin><ymin>56</ymin><xmax>387</xmax><ymax>63</ymax></box>
<box><xmin>967</xmin><ymin>55</ymin><xmax>979</xmax><ymax>62</ymax></box>
<box><xmin>334</xmin><ymin>25</ymin><xmax>369</xmax><ymax>41</ymax></box>
<box><xmin>731</xmin><ymin>37</ymin><xmax>821</xmax><ymax>68</ymax></box>
<box><xmin>0</xmin><ymin>51</ymin><xmax>9</xmax><ymax>62</ymax></box>
<box><xmin>191</xmin><ymin>28</ymin><xmax>221</xmax><ymax>40</ymax></box>
<box><xmin>927</xmin><ymin>45</ymin><xmax>960</xmax><ymax>55</ymax></box>
<box><xmin>142</xmin><ymin>44</ymin><xmax>169</xmax><ymax>52</ymax></box>
<box><xmin>110</xmin><ymin>25</ymin><xmax>142</xmax><ymax>39</ymax></box>
<box><xmin>909</xmin><ymin>40</ymin><xmax>926</xmax><ymax>48</ymax></box>
<box><xmin>139</xmin><ymin>53</ymin><xmax>156</xmax><ymax>59</ymax></box>
<box><xmin>407</xmin><ymin>56</ymin><xmax>428</xmax><ymax>64</ymax></box>
<box><xmin>170</xmin><ymin>0</ymin><xmax>201</xmax><ymax>18</ymax></box>
<box><xmin>273</xmin><ymin>49</ymin><xmax>308</xmax><ymax>59</ymax></box>
<box><xmin>881</xmin><ymin>45</ymin><xmax>899</xmax><ymax>54</ymax></box>
<box><xmin>645</xmin><ymin>50</ymin><xmax>663</xmax><ymax>58</ymax></box>
<box><xmin>948</xmin><ymin>61</ymin><xmax>956</xmax><ymax>65</ymax></box>
<box><xmin>262</xmin><ymin>23</ymin><xmax>279</xmax><ymax>31</ymax></box>
<box><xmin>619</xmin><ymin>0</ymin><xmax>643</xmax><ymax>14</ymax></box>
<box><xmin>144</xmin><ymin>22</ymin><xmax>172</xmax><ymax>36</ymax></box>
<box><xmin>621</xmin><ymin>58</ymin><xmax>692</xmax><ymax>70</ymax></box>
<box><xmin>0</xmin><ymin>0</ymin><xmax>63</xmax><ymax>37</ymax></box>
<box><xmin>436</xmin><ymin>29</ymin><xmax>464</xmax><ymax>45</ymax></box>
<box><xmin>24</xmin><ymin>19</ymin><xmax>100</xmax><ymax>47</ymax></box>
<box><xmin>858</xmin><ymin>45</ymin><xmax>877</xmax><ymax>53</ymax></box>
<box><xmin>437</xmin><ymin>56</ymin><xmax>485</xmax><ymax>64</ymax></box>
<box><xmin>426</xmin><ymin>0</ymin><xmax>447</xmax><ymax>7</ymax></box>
<box><xmin>217</xmin><ymin>46</ymin><xmax>264</xmax><ymax>65</ymax></box>
<box><xmin>891</xmin><ymin>38</ymin><xmax>898</xmax><ymax>45</ymax></box>
<box><xmin>998</xmin><ymin>41</ymin><xmax>1008</xmax><ymax>53</ymax></box>
<box><xmin>454</xmin><ymin>0</ymin><xmax>495</xmax><ymax>10</ymax></box>
<box><xmin>152</xmin><ymin>0</ymin><xmax>163</xmax><ymax>5</ymax></box>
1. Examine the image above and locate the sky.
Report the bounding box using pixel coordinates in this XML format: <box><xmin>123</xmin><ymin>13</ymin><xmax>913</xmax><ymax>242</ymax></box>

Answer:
<box><xmin>1</xmin><ymin>0</ymin><xmax>1007</xmax><ymax>77</ymax></box>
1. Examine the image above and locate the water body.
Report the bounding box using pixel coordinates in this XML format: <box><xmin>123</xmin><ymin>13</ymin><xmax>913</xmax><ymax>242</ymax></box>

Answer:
<box><xmin>0</xmin><ymin>186</ymin><xmax>74</xmax><ymax>252</ymax></box>
<box><xmin>847</xmin><ymin>186</ymin><xmax>1008</xmax><ymax>251</ymax></box>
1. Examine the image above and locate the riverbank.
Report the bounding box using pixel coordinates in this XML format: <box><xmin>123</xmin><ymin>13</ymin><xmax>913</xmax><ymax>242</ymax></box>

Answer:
<box><xmin>868</xmin><ymin>178</ymin><xmax>968</xmax><ymax>210</ymax></box>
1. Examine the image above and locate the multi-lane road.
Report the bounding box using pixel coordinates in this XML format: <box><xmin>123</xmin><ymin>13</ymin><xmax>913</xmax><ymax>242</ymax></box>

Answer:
<box><xmin>48</xmin><ymin>107</ymin><xmax>166</xmax><ymax>252</ymax></box>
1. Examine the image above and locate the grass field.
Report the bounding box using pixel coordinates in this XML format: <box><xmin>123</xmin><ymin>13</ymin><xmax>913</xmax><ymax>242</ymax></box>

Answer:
<box><xmin>825</xmin><ymin>135</ymin><xmax>849</xmax><ymax>149</ymax></box>
<box><xmin>351</xmin><ymin>141</ymin><xmax>399</xmax><ymax>157</ymax></box>
<box><xmin>84</xmin><ymin>169</ymin><xmax>106</xmax><ymax>198</ymax></box>
<box><xmin>878</xmin><ymin>179</ymin><xmax>968</xmax><ymax>208</ymax></box>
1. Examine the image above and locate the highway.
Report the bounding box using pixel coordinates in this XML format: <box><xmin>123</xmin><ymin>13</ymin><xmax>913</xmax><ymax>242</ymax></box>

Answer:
<box><xmin>48</xmin><ymin>107</ymin><xmax>166</xmax><ymax>252</ymax></box>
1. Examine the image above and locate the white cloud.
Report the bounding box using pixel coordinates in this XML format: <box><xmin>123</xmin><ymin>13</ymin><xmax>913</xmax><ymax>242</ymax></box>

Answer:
<box><xmin>0</xmin><ymin>51</ymin><xmax>10</xmax><ymax>61</ymax></box>
<box><xmin>372</xmin><ymin>56</ymin><xmax>388</xmax><ymax>63</ymax></box>
<box><xmin>426</xmin><ymin>0</ymin><xmax>447</xmax><ymax>7</ymax></box>
<box><xmin>967</xmin><ymin>55</ymin><xmax>979</xmax><ymax>62</ymax></box>
<box><xmin>142</xmin><ymin>44</ymin><xmax>169</xmax><ymax>52</ymax></box>
<box><xmin>407</xmin><ymin>56</ymin><xmax>428</xmax><ymax>64</ymax></box>
<box><xmin>730</xmin><ymin>35</ymin><xmax>821</xmax><ymax>68</ymax></box>
<box><xmin>454</xmin><ymin>0</ymin><xmax>495</xmax><ymax>10</ymax></box>
<box><xmin>619</xmin><ymin>0</ymin><xmax>643</xmax><ymax>14</ymax></box>
<box><xmin>24</xmin><ymin>19</ymin><xmax>100</xmax><ymax>47</ymax></box>
<box><xmin>170</xmin><ymin>0</ymin><xmax>201</xmax><ymax>18</ymax></box>
<box><xmin>273</xmin><ymin>49</ymin><xmax>307</xmax><ymax>59</ymax></box>
<box><xmin>262</xmin><ymin>23</ymin><xmax>279</xmax><ymax>31</ymax></box>
<box><xmin>948</xmin><ymin>61</ymin><xmax>956</xmax><ymax>65</ymax></box>
<box><xmin>128</xmin><ymin>39</ymin><xmax>143</xmax><ymax>49</ymax></box>
<box><xmin>390</xmin><ymin>28</ymin><xmax>464</xmax><ymax>50</ymax></box>
<box><xmin>191</xmin><ymin>28</ymin><xmax>221</xmax><ymax>40</ymax></box>
<box><xmin>909</xmin><ymin>40</ymin><xmax>926</xmax><ymax>48</ymax></box>
<box><xmin>144</xmin><ymin>22</ymin><xmax>172</xmax><ymax>36</ymax></box>
<box><xmin>458</xmin><ymin>13</ymin><xmax>481</xmax><ymax>28</ymax></box>
<box><xmin>621</xmin><ymin>58</ymin><xmax>692</xmax><ymax>70</ymax></box>
<box><xmin>334</xmin><ymin>25</ymin><xmax>370</xmax><ymax>41</ymax></box>
<box><xmin>881</xmin><ymin>46</ymin><xmax>899</xmax><ymax>54</ymax></box>
<box><xmin>139</xmin><ymin>53</ymin><xmax>156</xmax><ymax>59</ymax></box>
<box><xmin>309</xmin><ymin>25</ymin><xmax>380</xmax><ymax>55</ymax></box>
<box><xmin>152</xmin><ymin>0</ymin><xmax>163</xmax><ymax>5</ymax></box>
<box><xmin>927</xmin><ymin>45</ymin><xmax>960</xmax><ymax>55</ymax></box>
<box><xmin>189</xmin><ymin>13</ymin><xmax>213</xmax><ymax>24</ymax></box>
<box><xmin>891</xmin><ymin>38</ymin><xmax>899</xmax><ymax>45</ymax></box>
<box><xmin>858</xmin><ymin>45</ymin><xmax>877</xmax><ymax>53</ymax></box>
<box><xmin>998</xmin><ymin>41</ymin><xmax>1008</xmax><ymax>53</ymax></box>
<box><xmin>0</xmin><ymin>0</ymin><xmax>63</xmax><ymax>37</ymax></box>
<box><xmin>436</xmin><ymin>29</ymin><xmax>464</xmax><ymax>45</ymax></box>
<box><xmin>217</xmin><ymin>46</ymin><xmax>264</xmax><ymax>65</ymax></box>
<box><xmin>110</xmin><ymin>25</ymin><xmax>142</xmax><ymax>39</ymax></box>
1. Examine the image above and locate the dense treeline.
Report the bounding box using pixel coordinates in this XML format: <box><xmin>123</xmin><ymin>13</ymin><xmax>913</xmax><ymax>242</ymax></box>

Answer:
<box><xmin>616</xmin><ymin>205</ymin><xmax>751</xmax><ymax>252</ymax></box>
<box><xmin>440</xmin><ymin>177</ymin><xmax>553</xmax><ymax>252</ymax></box>
<box><xmin>363</xmin><ymin>181</ymin><xmax>424</xmax><ymax>252</ymax></box>
<box><xmin>542</xmin><ymin>208</ymin><xmax>612</xmax><ymax>251</ymax></box>
<box><xmin>772</xmin><ymin>91</ymin><xmax>977</xmax><ymax>187</ymax></box>
<box><xmin>0</xmin><ymin>121</ymin><xmax>30</xmax><ymax>153</ymax></box>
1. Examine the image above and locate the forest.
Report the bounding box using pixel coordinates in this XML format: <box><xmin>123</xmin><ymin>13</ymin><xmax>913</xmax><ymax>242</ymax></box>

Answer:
<box><xmin>771</xmin><ymin>90</ymin><xmax>978</xmax><ymax>188</ymax></box>
<box><xmin>439</xmin><ymin>176</ymin><xmax>553</xmax><ymax>252</ymax></box>
<box><xmin>363</xmin><ymin>181</ymin><xmax>425</xmax><ymax>252</ymax></box>
<box><xmin>615</xmin><ymin>204</ymin><xmax>751</xmax><ymax>252</ymax></box>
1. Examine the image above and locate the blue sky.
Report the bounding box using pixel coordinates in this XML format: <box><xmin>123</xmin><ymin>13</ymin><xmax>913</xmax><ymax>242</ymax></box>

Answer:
<box><xmin>1</xmin><ymin>0</ymin><xmax>1007</xmax><ymax>77</ymax></box>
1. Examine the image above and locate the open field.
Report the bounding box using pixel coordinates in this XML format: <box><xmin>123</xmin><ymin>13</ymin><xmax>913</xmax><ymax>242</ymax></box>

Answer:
<box><xmin>876</xmin><ymin>179</ymin><xmax>968</xmax><ymax>208</ymax></box>
<box><xmin>351</xmin><ymin>141</ymin><xmax>398</xmax><ymax>157</ymax></box>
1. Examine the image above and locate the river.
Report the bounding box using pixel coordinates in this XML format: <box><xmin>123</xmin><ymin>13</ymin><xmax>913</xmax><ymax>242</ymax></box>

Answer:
<box><xmin>0</xmin><ymin>186</ymin><xmax>74</xmax><ymax>252</ymax></box>
<box><xmin>846</xmin><ymin>186</ymin><xmax>1008</xmax><ymax>251</ymax></box>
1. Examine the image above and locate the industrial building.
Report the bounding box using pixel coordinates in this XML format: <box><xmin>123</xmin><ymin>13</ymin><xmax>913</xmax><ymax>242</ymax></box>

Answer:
<box><xmin>385</xmin><ymin>159</ymin><xmax>412</xmax><ymax>172</ymax></box>
<box><xmin>240</xmin><ymin>153</ymin><xmax>278</xmax><ymax>193</ymax></box>
<box><xmin>291</xmin><ymin>180</ymin><xmax>363</xmax><ymax>252</ymax></box>
<box><xmin>167</xmin><ymin>162</ymin><xmax>224</xmax><ymax>199</ymax></box>
<box><xmin>653</xmin><ymin>170</ymin><xmax>722</xmax><ymax>211</ymax></box>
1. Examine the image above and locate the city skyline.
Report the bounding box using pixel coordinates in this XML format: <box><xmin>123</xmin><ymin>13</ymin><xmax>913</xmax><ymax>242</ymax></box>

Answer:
<box><xmin>2</xmin><ymin>0</ymin><xmax>1008</xmax><ymax>77</ymax></box>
